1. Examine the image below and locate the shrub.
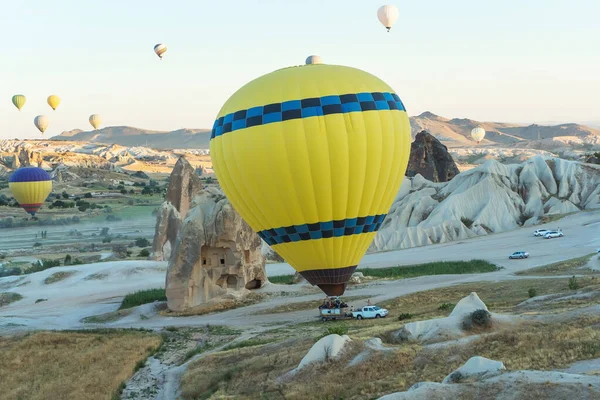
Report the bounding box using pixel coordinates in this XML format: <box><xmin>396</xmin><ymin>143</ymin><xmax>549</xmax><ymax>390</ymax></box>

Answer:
<box><xmin>102</xmin><ymin>237</ymin><xmax>113</xmax><ymax>244</ymax></box>
<box><xmin>528</xmin><ymin>288</ymin><xmax>537</xmax><ymax>298</ymax></box>
<box><xmin>319</xmin><ymin>323</ymin><xmax>348</xmax><ymax>339</ymax></box>
<box><xmin>0</xmin><ymin>267</ymin><xmax>21</xmax><ymax>277</ymax></box>
<box><xmin>398</xmin><ymin>313</ymin><xmax>414</xmax><ymax>321</ymax></box>
<box><xmin>64</xmin><ymin>254</ymin><xmax>72</xmax><ymax>265</ymax></box>
<box><xmin>568</xmin><ymin>276</ymin><xmax>580</xmax><ymax>290</ymax></box>
<box><xmin>438</xmin><ymin>302</ymin><xmax>455</xmax><ymax>311</ymax></box>
<box><xmin>119</xmin><ymin>288</ymin><xmax>167</xmax><ymax>310</ymax></box>
<box><xmin>84</xmin><ymin>192</ymin><xmax>93</xmax><ymax>198</ymax></box>
<box><xmin>139</xmin><ymin>249</ymin><xmax>150</xmax><ymax>257</ymax></box>
<box><xmin>135</xmin><ymin>238</ymin><xmax>150</xmax><ymax>247</ymax></box>
<box><xmin>28</xmin><ymin>259</ymin><xmax>61</xmax><ymax>273</ymax></box>
<box><xmin>463</xmin><ymin>309</ymin><xmax>492</xmax><ymax>331</ymax></box>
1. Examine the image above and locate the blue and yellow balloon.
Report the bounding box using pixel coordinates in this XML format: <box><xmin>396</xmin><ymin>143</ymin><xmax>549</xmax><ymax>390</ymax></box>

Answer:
<box><xmin>210</xmin><ymin>63</ymin><xmax>411</xmax><ymax>295</ymax></box>
<box><xmin>9</xmin><ymin>167</ymin><xmax>53</xmax><ymax>217</ymax></box>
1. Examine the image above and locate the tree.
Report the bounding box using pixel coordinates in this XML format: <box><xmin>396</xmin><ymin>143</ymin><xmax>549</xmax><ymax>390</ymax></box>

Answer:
<box><xmin>64</xmin><ymin>254</ymin><xmax>72</xmax><ymax>266</ymax></box>
<box><xmin>62</xmin><ymin>191</ymin><xmax>69</xmax><ymax>199</ymax></box>
<box><xmin>84</xmin><ymin>192</ymin><xmax>93</xmax><ymax>199</ymax></box>
<box><xmin>135</xmin><ymin>238</ymin><xmax>150</xmax><ymax>247</ymax></box>
<box><xmin>139</xmin><ymin>248</ymin><xmax>150</xmax><ymax>257</ymax></box>
<box><xmin>120</xmin><ymin>189</ymin><xmax>127</xmax><ymax>195</ymax></box>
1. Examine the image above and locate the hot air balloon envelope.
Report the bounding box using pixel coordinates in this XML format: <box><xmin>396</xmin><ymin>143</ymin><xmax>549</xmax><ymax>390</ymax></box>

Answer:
<box><xmin>210</xmin><ymin>64</ymin><xmax>411</xmax><ymax>296</ymax></box>
<box><xmin>154</xmin><ymin>43</ymin><xmax>167</xmax><ymax>59</ymax></box>
<box><xmin>471</xmin><ymin>126</ymin><xmax>486</xmax><ymax>143</ymax></box>
<box><xmin>89</xmin><ymin>114</ymin><xmax>102</xmax><ymax>130</ymax></box>
<box><xmin>306</xmin><ymin>55</ymin><xmax>323</xmax><ymax>65</ymax></box>
<box><xmin>9</xmin><ymin>167</ymin><xmax>53</xmax><ymax>216</ymax></box>
<box><xmin>377</xmin><ymin>5</ymin><xmax>399</xmax><ymax>31</ymax></box>
<box><xmin>34</xmin><ymin>115</ymin><xmax>50</xmax><ymax>134</ymax></box>
<box><xmin>47</xmin><ymin>95</ymin><xmax>61</xmax><ymax>110</ymax></box>
<box><xmin>12</xmin><ymin>95</ymin><xmax>26</xmax><ymax>111</ymax></box>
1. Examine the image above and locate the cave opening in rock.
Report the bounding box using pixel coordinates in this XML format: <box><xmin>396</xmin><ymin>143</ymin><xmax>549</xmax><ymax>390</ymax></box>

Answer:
<box><xmin>216</xmin><ymin>274</ymin><xmax>239</xmax><ymax>289</ymax></box>
<box><xmin>245</xmin><ymin>279</ymin><xmax>261</xmax><ymax>290</ymax></box>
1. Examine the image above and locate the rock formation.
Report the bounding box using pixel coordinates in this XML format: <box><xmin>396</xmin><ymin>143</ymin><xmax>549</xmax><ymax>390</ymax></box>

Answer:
<box><xmin>406</xmin><ymin>130</ymin><xmax>460</xmax><ymax>182</ymax></box>
<box><xmin>371</xmin><ymin>156</ymin><xmax>600</xmax><ymax>252</ymax></box>
<box><xmin>152</xmin><ymin>156</ymin><xmax>203</xmax><ymax>260</ymax></box>
<box><xmin>165</xmin><ymin>186</ymin><xmax>266</xmax><ymax>311</ymax></box>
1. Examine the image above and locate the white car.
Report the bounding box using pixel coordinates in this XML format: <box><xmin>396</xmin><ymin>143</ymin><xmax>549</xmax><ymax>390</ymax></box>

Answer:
<box><xmin>533</xmin><ymin>229</ymin><xmax>550</xmax><ymax>237</ymax></box>
<box><xmin>544</xmin><ymin>231</ymin><xmax>563</xmax><ymax>239</ymax></box>
<box><xmin>509</xmin><ymin>251</ymin><xmax>529</xmax><ymax>259</ymax></box>
<box><xmin>352</xmin><ymin>306</ymin><xmax>389</xmax><ymax>320</ymax></box>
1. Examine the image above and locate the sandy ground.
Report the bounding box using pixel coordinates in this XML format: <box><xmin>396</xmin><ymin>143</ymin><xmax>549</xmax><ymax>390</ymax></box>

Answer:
<box><xmin>1</xmin><ymin>210</ymin><xmax>599</xmax><ymax>334</ymax></box>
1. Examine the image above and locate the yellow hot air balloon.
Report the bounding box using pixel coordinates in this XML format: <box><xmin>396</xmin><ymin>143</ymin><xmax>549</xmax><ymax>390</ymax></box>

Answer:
<box><xmin>34</xmin><ymin>115</ymin><xmax>50</xmax><ymax>134</ymax></box>
<box><xmin>89</xmin><ymin>114</ymin><xmax>102</xmax><ymax>130</ymax></box>
<box><xmin>210</xmin><ymin>64</ymin><xmax>411</xmax><ymax>296</ymax></box>
<box><xmin>47</xmin><ymin>95</ymin><xmax>61</xmax><ymax>110</ymax></box>
<box><xmin>9</xmin><ymin>167</ymin><xmax>53</xmax><ymax>217</ymax></box>
<box><xmin>12</xmin><ymin>95</ymin><xmax>26</xmax><ymax>111</ymax></box>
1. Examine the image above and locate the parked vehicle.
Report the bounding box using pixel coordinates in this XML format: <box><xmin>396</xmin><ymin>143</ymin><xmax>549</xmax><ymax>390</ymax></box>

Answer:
<box><xmin>509</xmin><ymin>251</ymin><xmax>529</xmax><ymax>259</ymax></box>
<box><xmin>320</xmin><ymin>307</ymin><xmax>353</xmax><ymax>322</ymax></box>
<box><xmin>533</xmin><ymin>229</ymin><xmax>550</xmax><ymax>237</ymax></box>
<box><xmin>352</xmin><ymin>306</ymin><xmax>389</xmax><ymax>320</ymax></box>
<box><xmin>544</xmin><ymin>231</ymin><xmax>563</xmax><ymax>239</ymax></box>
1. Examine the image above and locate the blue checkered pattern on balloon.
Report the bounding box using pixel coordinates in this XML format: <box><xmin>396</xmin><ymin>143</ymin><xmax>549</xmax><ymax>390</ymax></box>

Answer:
<box><xmin>211</xmin><ymin>92</ymin><xmax>406</xmax><ymax>139</ymax></box>
<box><xmin>257</xmin><ymin>214</ymin><xmax>387</xmax><ymax>246</ymax></box>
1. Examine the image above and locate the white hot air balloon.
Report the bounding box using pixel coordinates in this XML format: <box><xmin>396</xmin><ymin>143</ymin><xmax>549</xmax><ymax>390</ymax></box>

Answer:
<box><xmin>305</xmin><ymin>55</ymin><xmax>323</xmax><ymax>65</ymax></box>
<box><xmin>154</xmin><ymin>43</ymin><xmax>167</xmax><ymax>59</ymax></box>
<box><xmin>89</xmin><ymin>114</ymin><xmax>102</xmax><ymax>130</ymax></box>
<box><xmin>471</xmin><ymin>127</ymin><xmax>486</xmax><ymax>144</ymax></box>
<box><xmin>377</xmin><ymin>5</ymin><xmax>399</xmax><ymax>32</ymax></box>
<box><xmin>34</xmin><ymin>115</ymin><xmax>50</xmax><ymax>134</ymax></box>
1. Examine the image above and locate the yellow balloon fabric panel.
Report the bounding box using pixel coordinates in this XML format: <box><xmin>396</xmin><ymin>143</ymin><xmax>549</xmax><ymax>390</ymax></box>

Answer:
<box><xmin>9</xmin><ymin>181</ymin><xmax>52</xmax><ymax>215</ymax></box>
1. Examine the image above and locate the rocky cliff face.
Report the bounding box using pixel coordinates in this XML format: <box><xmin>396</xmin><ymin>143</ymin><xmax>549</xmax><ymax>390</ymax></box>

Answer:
<box><xmin>370</xmin><ymin>156</ymin><xmax>600</xmax><ymax>251</ymax></box>
<box><xmin>406</xmin><ymin>130</ymin><xmax>460</xmax><ymax>182</ymax></box>
<box><xmin>152</xmin><ymin>156</ymin><xmax>203</xmax><ymax>261</ymax></box>
<box><xmin>165</xmin><ymin>187</ymin><xmax>266</xmax><ymax>311</ymax></box>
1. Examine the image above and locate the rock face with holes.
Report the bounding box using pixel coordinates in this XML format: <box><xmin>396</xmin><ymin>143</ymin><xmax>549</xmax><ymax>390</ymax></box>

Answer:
<box><xmin>406</xmin><ymin>130</ymin><xmax>460</xmax><ymax>183</ymax></box>
<box><xmin>165</xmin><ymin>186</ymin><xmax>266</xmax><ymax>311</ymax></box>
<box><xmin>152</xmin><ymin>156</ymin><xmax>203</xmax><ymax>261</ymax></box>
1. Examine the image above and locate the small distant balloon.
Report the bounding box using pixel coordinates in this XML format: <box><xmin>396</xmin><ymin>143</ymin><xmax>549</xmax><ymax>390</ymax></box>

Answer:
<box><xmin>34</xmin><ymin>115</ymin><xmax>49</xmax><ymax>134</ymax></box>
<box><xmin>154</xmin><ymin>43</ymin><xmax>167</xmax><ymax>59</ymax></box>
<box><xmin>377</xmin><ymin>5</ymin><xmax>399</xmax><ymax>32</ymax></box>
<box><xmin>471</xmin><ymin>127</ymin><xmax>486</xmax><ymax>144</ymax></box>
<box><xmin>47</xmin><ymin>95</ymin><xmax>61</xmax><ymax>111</ymax></box>
<box><xmin>89</xmin><ymin>114</ymin><xmax>102</xmax><ymax>130</ymax></box>
<box><xmin>305</xmin><ymin>55</ymin><xmax>323</xmax><ymax>65</ymax></box>
<box><xmin>12</xmin><ymin>95</ymin><xmax>26</xmax><ymax>111</ymax></box>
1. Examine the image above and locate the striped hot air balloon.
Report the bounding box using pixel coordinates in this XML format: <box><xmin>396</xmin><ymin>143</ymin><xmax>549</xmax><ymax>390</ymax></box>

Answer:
<box><xmin>9</xmin><ymin>167</ymin><xmax>53</xmax><ymax>217</ymax></box>
<box><xmin>12</xmin><ymin>94</ymin><xmax>26</xmax><ymax>111</ymax></box>
<box><xmin>154</xmin><ymin>43</ymin><xmax>167</xmax><ymax>59</ymax></box>
<box><xmin>471</xmin><ymin>126</ymin><xmax>486</xmax><ymax>143</ymax></box>
<box><xmin>210</xmin><ymin>64</ymin><xmax>411</xmax><ymax>296</ymax></box>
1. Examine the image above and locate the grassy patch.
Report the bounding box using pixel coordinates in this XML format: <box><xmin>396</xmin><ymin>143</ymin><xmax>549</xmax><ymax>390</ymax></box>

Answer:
<box><xmin>81</xmin><ymin>309</ymin><xmax>134</xmax><ymax>324</ymax></box>
<box><xmin>183</xmin><ymin>343</ymin><xmax>214</xmax><ymax>362</ymax></box>
<box><xmin>0</xmin><ymin>330</ymin><xmax>161</xmax><ymax>400</ymax></box>
<box><xmin>179</xmin><ymin>312</ymin><xmax>600</xmax><ymax>400</ymax></box>
<box><xmin>0</xmin><ymin>292</ymin><xmax>23</xmax><ymax>307</ymax></box>
<box><xmin>44</xmin><ymin>271</ymin><xmax>77</xmax><ymax>284</ymax></box>
<box><xmin>223</xmin><ymin>338</ymin><xmax>276</xmax><ymax>351</ymax></box>
<box><xmin>84</xmin><ymin>273</ymin><xmax>108</xmax><ymax>281</ymax></box>
<box><xmin>517</xmin><ymin>254</ymin><xmax>596</xmax><ymax>276</ymax></box>
<box><xmin>119</xmin><ymin>288</ymin><xmax>166</xmax><ymax>310</ymax></box>
<box><xmin>268</xmin><ymin>274</ymin><xmax>295</xmax><ymax>285</ymax></box>
<box><xmin>357</xmin><ymin>259</ymin><xmax>499</xmax><ymax>279</ymax></box>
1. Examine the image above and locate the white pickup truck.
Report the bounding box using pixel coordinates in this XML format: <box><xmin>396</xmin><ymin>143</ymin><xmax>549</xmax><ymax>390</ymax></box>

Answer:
<box><xmin>352</xmin><ymin>306</ymin><xmax>389</xmax><ymax>320</ymax></box>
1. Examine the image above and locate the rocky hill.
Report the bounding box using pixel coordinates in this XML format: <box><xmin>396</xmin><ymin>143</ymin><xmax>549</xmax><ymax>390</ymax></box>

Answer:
<box><xmin>53</xmin><ymin>127</ymin><xmax>212</xmax><ymax>150</ymax></box>
<box><xmin>370</xmin><ymin>156</ymin><xmax>600</xmax><ymax>252</ymax></box>
<box><xmin>411</xmin><ymin>112</ymin><xmax>600</xmax><ymax>149</ymax></box>
<box><xmin>407</xmin><ymin>130</ymin><xmax>460</xmax><ymax>182</ymax></box>
<box><xmin>0</xmin><ymin>140</ymin><xmax>213</xmax><ymax>177</ymax></box>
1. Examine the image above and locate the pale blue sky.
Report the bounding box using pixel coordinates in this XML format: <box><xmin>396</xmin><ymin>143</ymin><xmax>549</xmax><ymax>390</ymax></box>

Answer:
<box><xmin>1</xmin><ymin>0</ymin><xmax>598</xmax><ymax>139</ymax></box>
